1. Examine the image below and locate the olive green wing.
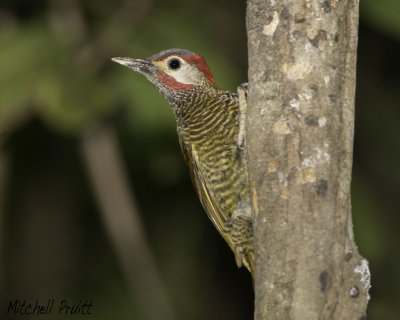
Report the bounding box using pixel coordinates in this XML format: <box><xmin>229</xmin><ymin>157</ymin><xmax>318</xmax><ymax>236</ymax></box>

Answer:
<box><xmin>177</xmin><ymin>136</ymin><xmax>235</xmax><ymax>254</ymax></box>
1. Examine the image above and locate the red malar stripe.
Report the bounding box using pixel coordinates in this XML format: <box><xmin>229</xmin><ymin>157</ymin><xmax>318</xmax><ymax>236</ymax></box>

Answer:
<box><xmin>157</xmin><ymin>71</ymin><xmax>194</xmax><ymax>91</ymax></box>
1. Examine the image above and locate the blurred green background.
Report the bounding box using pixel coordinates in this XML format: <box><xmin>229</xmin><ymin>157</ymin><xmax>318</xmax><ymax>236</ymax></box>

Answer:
<box><xmin>0</xmin><ymin>0</ymin><xmax>399</xmax><ymax>319</ymax></box>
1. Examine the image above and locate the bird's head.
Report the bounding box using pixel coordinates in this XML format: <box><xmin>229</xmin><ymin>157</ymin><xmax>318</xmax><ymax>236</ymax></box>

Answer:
<box><xmin>112</xmin><ymin>49</ymin><xmax>217</xmax><ymax>101</ymax></box>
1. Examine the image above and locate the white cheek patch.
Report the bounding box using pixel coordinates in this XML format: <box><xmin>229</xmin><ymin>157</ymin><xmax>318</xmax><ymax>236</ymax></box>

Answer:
<box><xmin>154</xmin><ymin>56</ymin><xmax>203</xmax><ymax>85</ymax></box>
<box><xmin>169</xmin><ymin>63</ymin><xmax>203</xmax><ymax>85</ymax></box>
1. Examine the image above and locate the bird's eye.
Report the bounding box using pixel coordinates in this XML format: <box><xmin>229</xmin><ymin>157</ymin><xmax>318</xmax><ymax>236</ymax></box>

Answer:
<box><xmin>168</xmin><ymin>58</ymin><xmax>181</xmax><ymax>70</ymax></box>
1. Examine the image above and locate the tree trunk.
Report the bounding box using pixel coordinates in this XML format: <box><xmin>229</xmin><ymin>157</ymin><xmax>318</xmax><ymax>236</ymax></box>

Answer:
<box><xmin>245</xmin><ymin>1</ymin><xmax>370</xmax><ymax>319</ymax></box>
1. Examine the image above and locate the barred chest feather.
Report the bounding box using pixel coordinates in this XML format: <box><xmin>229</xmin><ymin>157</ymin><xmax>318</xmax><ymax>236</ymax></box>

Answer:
<box><xmin>173</xmin><ymin>89</ymin><xmax>252</xmax><ymax>221</ymax></box>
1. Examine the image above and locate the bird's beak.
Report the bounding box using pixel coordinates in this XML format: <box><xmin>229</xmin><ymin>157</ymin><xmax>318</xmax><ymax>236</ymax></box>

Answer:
<box><xmin>111</xmin><ymin>57</ymin><xmax>155</xmax><ymax>76</ymax></box>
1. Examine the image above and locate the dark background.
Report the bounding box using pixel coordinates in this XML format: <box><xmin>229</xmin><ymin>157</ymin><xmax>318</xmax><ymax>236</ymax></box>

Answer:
<box><xmin>0</xmin><ymin>0</ymin><xmax>399</xmax><ymax>319</ymax></box>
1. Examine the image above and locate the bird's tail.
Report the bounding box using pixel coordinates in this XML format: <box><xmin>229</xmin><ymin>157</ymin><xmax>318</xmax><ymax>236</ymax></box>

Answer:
<box><xmin>244</xmin><ymin>250</ymin><xmax>255</xmax><ymax>282</ymax></box>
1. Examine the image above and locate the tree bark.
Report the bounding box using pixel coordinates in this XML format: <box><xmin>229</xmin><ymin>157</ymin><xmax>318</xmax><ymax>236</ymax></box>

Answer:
<box><xmin>245</xmin><ymin>1</ymin><xmax>370</xmax><ymax>319</ymax></box>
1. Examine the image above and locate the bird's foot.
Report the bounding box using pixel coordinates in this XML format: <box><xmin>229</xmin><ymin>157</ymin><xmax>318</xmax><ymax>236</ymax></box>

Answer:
<box><xmin>224</xmin><ymin>215</ymin><xmax>253</xmax><ymax>269</ymax></box>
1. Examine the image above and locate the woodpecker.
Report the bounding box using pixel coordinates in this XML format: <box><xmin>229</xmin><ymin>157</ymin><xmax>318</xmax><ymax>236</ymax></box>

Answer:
<box><xmin>112</xmin><ymin>49</ymin><xmax>254</xmax><ymax>277</ymax></box>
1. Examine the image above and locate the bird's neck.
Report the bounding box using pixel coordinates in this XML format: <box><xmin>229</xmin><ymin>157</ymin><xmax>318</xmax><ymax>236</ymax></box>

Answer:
<box><xmin>170</xmin><ymin>87</ymin><xmax>239</xmax><ymax>144</ymax></box>
<box><xmin>168</xmin><ymin>85</ymin><xmax>216</xmax><ymax>119</ymax></box>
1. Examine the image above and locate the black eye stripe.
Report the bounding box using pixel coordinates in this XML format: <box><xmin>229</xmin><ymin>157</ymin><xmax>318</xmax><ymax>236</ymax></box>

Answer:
<box><xmin>168</xmin><ymin>58</ymin><xmax>181</xmax><ymax>70</ymax></box>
